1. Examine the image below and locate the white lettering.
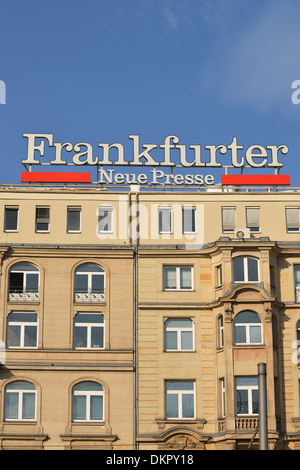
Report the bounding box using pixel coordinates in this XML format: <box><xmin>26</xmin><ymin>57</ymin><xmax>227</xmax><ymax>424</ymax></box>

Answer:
<box><xmin>129</xmin><ymin>134</ymin><xmax>158</xmax><ymax>165</ymax></box>
<box><xmin>22</xmin><ymin>133</ymin><xmax>54</xmax><ymax>164</ymax></box>
<box><xmin>291</xmin><ymin>80</ymin><xmax>300</xmax><ymax>104</ymax></box>
<box><xmin>72</xmin><ymin>142</ymin><xmax>97</xmax><ymax>165</ymax></box>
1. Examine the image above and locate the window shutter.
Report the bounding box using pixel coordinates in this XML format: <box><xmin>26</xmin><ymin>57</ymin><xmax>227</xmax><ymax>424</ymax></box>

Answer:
<box><xmin>222</xmin><ymin>207</ymin><xmax>236</xmax><ymax>231</ymax></box>
<box><xmin>286</xmin><ymin>207</ymin><xmax>300</xmax><ymax>229</ymax></box>
<box><xmin>246</xmin><ymin>207</ymin><xmax>260</xmax><ymax>228</ymax></box>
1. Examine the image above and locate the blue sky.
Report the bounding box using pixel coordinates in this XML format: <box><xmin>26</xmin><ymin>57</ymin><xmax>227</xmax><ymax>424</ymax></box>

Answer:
<box><xmin>1</xmin><ymin>0</ymin><xmax>300</xmax><ymax>185</ymax></box>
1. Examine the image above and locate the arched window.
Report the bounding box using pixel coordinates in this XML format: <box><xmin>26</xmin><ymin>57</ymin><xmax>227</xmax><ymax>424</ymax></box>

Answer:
<box><xmin>4</xmin><ymin>381</ymin><xmax>36</xmax><ymax>421</ymax></box>
<box><xmin>74</xmin><ymin>263</ymin><xmax>105</xmax><ymax>303</ymax></box>
<box><xmin>234</xmin><ymin>311</ymin><xmax>262</xmax><ymax>345</ymax></box>
<box><xmin>232</xmin><ymin>257</ymin><xmax>259</xmax><ymax>283</ymax></box>
<box><xmin>72</xmin><ymin>381</ymin><xmax>104</xmax><ymax>422</ymax></box>
<box><xmin>8</xmin><ymin>262</ymin><xmax>39</xmax><ymax>302</ymax></box>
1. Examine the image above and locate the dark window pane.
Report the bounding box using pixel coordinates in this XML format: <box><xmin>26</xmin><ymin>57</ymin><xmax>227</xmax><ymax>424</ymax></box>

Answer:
<box><xmin>248</xmin><ymin>258</ymin><xmax>259</xmax><ymax>282</ymax></box>
<box><xmin>5</xmin><ymin>208</ymin><xmax>18</xmax><ymax>231</ymax></box>
<box><xmin>233</xmin><ymin>258</ymin><xmax>244</xmax><ymax>282</ymax></box>
<box><xmin>9</xmin><ymin>273</ymin><xmax>23</xmax><ymax>293</ymax></box>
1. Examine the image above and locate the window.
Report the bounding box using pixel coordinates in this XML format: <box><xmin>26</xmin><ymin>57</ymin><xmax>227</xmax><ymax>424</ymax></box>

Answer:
<box><xmin>4</xmin><ymin>206</ymin><xmax>18</xmax><ymax>232</ymax></box>
<box><xmin>163</xmin><ymin>266</ymin><xmax>193</xmax><ymax>291</ymax></box>
<box><xmin>164</xmin><ymin>319</ymin><xmax>194</xmax><ymax>351</ymax></box>
<box><xmin>182</xmin><ymin>207</ymin><xmax>195</xmax><ymax>233</ymax></box>
<box><xmin>216</xmin><ymin>265</ymin><xmax>222</xmax><ymax>287</ymax></box>
<box><xmin>35</xmin><ymin>206</ymin><xmax>50</xmax><ymax>232</ymax></box>
<box><xmin>165</xmin><ymin>381</ymin><xmax>195</xmax><ymax>419</ymax></box>
<box><xmin>232</xmin><ymin>256</ymin><xmax>259</xmax><ymax>283</ymax></box>
<box><xmin>246</xmin><ymin>207</ymin><xmax>260</xmax><ymax>232</ymax></box>
<box><xmin>98</xmin><ymin>206</ymin><xmax>113</xmax><ymax>233</ymax></box>
<box><xmin>72</xmin><ymin>381</ymin><xmax>104</xmax><ymax>422</ymax></box>
<box><xmin>295</xmin><ymin>265</ymin><xmax>300</xmax><ymax>303</ymax></box>
<box><xmin>286</xmin><ymin>207</ymin><xmax>300</xmax><ymax>232</ymax></box>
<box><xmin>234</xmin><ymin>311</ymin><xmax>262</xmax><ymax>345</ymax></box>
<box><xmin>159</xmin><ymin>207</ymin><xmax>172</xmax><ymax>234</ymax></box>
<box><xmin>4</xmin><ymin>381</ymin><xmax>36</xmax><ymax>421</ymax></box>
<box><xmin>8</xmin><ymin>262</ymin><xmax>39</xmax><ymax>302</ymax></box>
<box><xmin>74</xmin><ymin>263</ymin><xmax>105</xmax><ymax>302</ymax></box>
<box><xmin>235</xmin><ymin>377</ymin><xmax>259</xmax><ymax>416</ymax></box>
<box><xmin>7</xmin><ymin>312</ymin><xmax>38</xmax><ymax>348</ymax></box>
<box><xmin>74</xmin><ymin>313</ymin><xmax>104</xmax><ymax>349</ymax></box>
<box><xmin>67</xmin><ymin>206</ymin><xmax>81</xmax><ymax>233</ymax></box>
<box><xmin>222</xmin><ymin>207</ymin><xmax>236</xmax><ymax>233</ymax></box>
<box><xmin>220</xmin><ymin>378</ymin><xmax>226</xmax><ymax>418</ymax></box>
<box><xmin>218</xmin><ymin>315</ymin><xmax>224</xmax><ymax>348</ymax></box>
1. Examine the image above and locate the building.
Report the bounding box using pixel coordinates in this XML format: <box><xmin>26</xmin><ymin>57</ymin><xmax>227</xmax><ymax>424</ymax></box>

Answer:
<box><xmin>0</xmin><ymin>182</ymin><xmax>300</xmax><ymax>450</ymax></box>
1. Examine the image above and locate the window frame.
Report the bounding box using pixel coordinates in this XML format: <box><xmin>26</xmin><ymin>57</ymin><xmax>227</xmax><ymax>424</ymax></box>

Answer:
<box><xmin>74</xmin><ymin>263</ymin><xmax>105</xmax><ymax>303</ymax></box>
<box><xmin>67</xmin><ymin>206</ymin><xmax>81</xmax><ymax>233</ymax></box>
<box><xmin>294</xmin><ymin>265</ymin><xmax>300</xmax><ymax>303</ymax></box>
<box><xmin>4</xmin><ymin>206</ymin><xmax>19</xmax><ymax>232</ymax></box>
<box><xmin>164</xmin><ymin>318</ymin><xmax>194</xmax><ymax>352</ymax></box>
<box><xmin>221</xmin><ymin>206</ymin><xmax>236</xmax><ymax>233</ymax></box>
<box><xmin>158</xmin><ymin>206</ymin><xmax>172</xmax><ymax>234</ymax></box>
<box><xmin>233</xmin><ymin>311</ymin><xmax>263</xmax><ymax>345</ymax></box>
<box><xmin>73</xmin><ymin>312</ymin><xmax>105</xmax><ymax>350</ymax></box>
<box><xmin>163</xmin><ymin>266</ymin><xmax>193</xmax><ymax>291</ymax></box>
<box><xmin>165</xmin><ymin>380</ymin><xmax>195</xmax><ymax>420</ymax></box>
<box><xmin>8</xmin><ymin>262</ymin><xmax>40</xmax><ymax>302</ymax></box>
<box><xmin>98</xmin><ymin>206</ymin><xmax>113</xmax><ymax>234</ymax></box>
<box><xmin>7</xmin><ymin>311</ymin><xmax>38</xmax><ymax>349</ymax></box>
<box><xmin>246</xmin><ymin>206</ymin><xmax>260</xmax><ymax>233</ymax></box>
<box><xmin>232</xmin><ymin>256</ymin><xmax>260</xmax><ymax>283</ymax></box>
<box><xmin>4</xmin><ymin>381</ymin><xmax>37</xmax><ymax>422</ymax></box>
<box><xmin>286</xmin><ymin>206</ymin><xmax>300</xmax><ymax>233</ymax></box>
<box><xmin>35</xmin><ymin>206</ymin><xmax>50</xmax><ymax>233</ymax></box>
<box><xmin>235</xmin><ymin>377</ymin><xmax>259</xmax><ymax>416</ymax></box>
<box><xmin>72</xmin><ymin>381</ymin><xmax>104</xmax><ymax>423</ymax></box>
<box><xmin>182</xmin><ymin>206</ymin><xmax>196</xmax><ymax>234</ymax></box>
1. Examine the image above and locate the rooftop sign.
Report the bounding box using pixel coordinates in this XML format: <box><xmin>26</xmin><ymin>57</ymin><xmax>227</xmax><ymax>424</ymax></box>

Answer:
<box><xmin>21</xmin><ymin>133</ymin><xmax>291</xmax><ymax>186</ymax></box>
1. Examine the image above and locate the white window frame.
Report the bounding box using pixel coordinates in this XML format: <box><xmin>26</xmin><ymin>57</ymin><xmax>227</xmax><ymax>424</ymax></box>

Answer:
<box><xmin>295</xmin><ymin>265</ymin><xmax>300</xmax><ymax>303</ymax></box>
<box><xmin>72</xmin><ymin>383</ymin><xmax>104</xmax><ymax>422</ymax></box>
<box><xmin>235</xmin><ymin>377</ymin><xmax>259</xmax><ymax>416</ymax></box>
<box><xmin>158</xmin><ymin>206</ymin><xmax>172</xmax><ymax>234</ymax></box>
<box><xmin>35</xmin><ymin>206</ymin><xmax>50</xmax><ymax>233</ymax></box>
<box><xmin>4</xmin><ymin>206</ymin><xmax>19</xmax><ymax>232</ymax></box>
<box><xmin>67</xmin><ymin>206</ymin><xmax>81</xmax><ymax>233</ymax></box>
<box><xmin>98</xmin><ymin>206</ymin><xmax>113</xmax><ymax>234</ymax></box>
<box><xmin>218</xmin><ymin>315</ymin><xmax>224</xmax><ymax>348</ymax></box>
<box><xmin>165</xmin><ymin>381</ymin><xmax>195</xmax><ymax>420</ymax></box>
<box><xmin>8</xmin><ymin>263</ymin><xmax>40</xmax><ymax>302</ymax></box>
<box><xmin>246</xmin><ymin>206</ymin><xmax>260</xmax><ymax>232</ymax></box>
<box><xmin>163</xmin><ymin>266</ymin><xmax>193</xmax><ymax>291</ymax></box>
<box><xmin>220</xmin><ymin>378</ymin><xmax>226</xmax><ymax>418</ymax></box>
<box><xmin>74</xmin><ymin>264</ymin><xmax>105</xmax><ymax>303</ymax></box>
<box><xmin>232</xmin><ymin>256</ymin><xmax>260</xmax><ymax>283</ymax></box>
<box><xmin>182</xmin><ymin>206</ymin><xmax>196</xmax><ymax>234</ymax></box>
<box><xmin>286</xmin><ymin>206</ymin><xmax>300</xmax><ymax>233</ymax></box>
<box><xmin>74</xmin><ymin>312</ymin><xmax>104</xmax><ymax>350</ymax></box>
<box><xmin>4</xmin><ymin>382</ymin><xmax>37</xmax><ymax>421</ymax></box>
<box><xmin>234</xmin><ymin>312</ymin><xmax>263</xmax><ymax>345</ymax></box>
<box><xmin>164</xmin><ymin>318</ymin><xmax>194</xmax><ymax>351</ymax></box>
<box><xmin>7</xmin><ymin>311</ymin><xmax>38</xmax><ymax>349</ymax></box>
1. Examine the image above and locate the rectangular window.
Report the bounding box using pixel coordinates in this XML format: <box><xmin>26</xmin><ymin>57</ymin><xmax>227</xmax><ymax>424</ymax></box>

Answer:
<box><xmin>220</xmin><ymin>378</ymin><xmax>225</xmax><ymax>418</ymax></box>
<box><xmin>165</xmin><ymin>381</ymin><xmax>195</xmax><ymax>419</ymax></box>
<box><xmin>286</xmin><ymin>207</ymin><xmax>300</xmax><ymax>232</ymax></box>
<box><xmin>216</xmin><ymin>265</ymin><xmax>222</xmax><ymax>287</ymax></box>
<box><xmin>4</xmin><ymin>206</ymin><xmax>19</xmax><ymax>232</ymax></box>
<box><xmin>246</xmin><ymin>207</ymin><xmax>260</xmax><ymax>232</ymax></box>
<box><xmin>164</xmin><ymin>318</ymin><xmax>194</xmax><ymax>351</ymax></box>
<box><xmin>35</xmin><ymin>206</ymin><xmax>50</xmax><ymax>232</ymax></box>
<box><xmin>235</xmin><ymin>377</ymin><xmax>259</xmax><ymax>416</ymax></box>
<box><xmin>67</xmin><ymin>206</ymin><xmax>81</xmax><ymax>233</ymax></box>
<box><xmin>7</xmin><ymin>312</ymin><xmax>38</xmax><ymax>348</ymax></box>
<box><xmin>222</xmin><ymin>207</ymin><xmax>236</xmax><ymax>233</ymax></box>
<box><xmin>182</xmin><ymin>207</ymin><xmax>195</xmax><ymax>233</ymax></box>
<box><xmin>163</xmin><ymin>266</ymin><xmax>193</xmax><ymax>291</ymax></box>
<box><xmin>98</xmin><ymin>206</ymin><xmax>113</xmax><ymax>233</ymax></box>
<box><xmin>295</xmin><ymin>265</ymin><xmax>300</xmax><ymax>303</ymax></box>
<box><xmin>74</xmin><ymin>313</ymin><xmax>104</xmax><ymax>349</ymax></box>
<box><xmin>158</xmin><ymin>207</ymin><xmax>172</xmax><ymax>233</ymax></box>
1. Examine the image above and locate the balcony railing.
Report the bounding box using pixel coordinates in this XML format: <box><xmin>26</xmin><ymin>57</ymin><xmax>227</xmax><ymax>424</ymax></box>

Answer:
<box><xmin>74</xmin><ymin>290</ymin><xmax>105</xmax><ymax>303</ymax></box>
<box><xmin>8</xmin><ymin>290</ymin><xmax>39</xmax><ymax>302</ymax></box>
<box><xmin>235</xmin><ymin>416</ymin><xmax>259</xmax><ymax>431</ymax></box>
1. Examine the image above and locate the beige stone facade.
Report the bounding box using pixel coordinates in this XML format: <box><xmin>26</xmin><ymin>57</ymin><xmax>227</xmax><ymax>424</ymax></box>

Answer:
<box><xmin>0</xmin><ymin>184</ymin><xmax>300</xmax><ymax>449</ymax></box>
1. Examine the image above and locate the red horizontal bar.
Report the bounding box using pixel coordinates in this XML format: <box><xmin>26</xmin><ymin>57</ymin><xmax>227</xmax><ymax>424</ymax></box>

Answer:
<box><xmin>221</xmin><ymin>175</ymin><xmax>290</xmax><ymax>185</ymax></box>
<box><xmin>21</xmin><ymin>172</ymin><xmax>91</xmax><ymax>183</ymax></box>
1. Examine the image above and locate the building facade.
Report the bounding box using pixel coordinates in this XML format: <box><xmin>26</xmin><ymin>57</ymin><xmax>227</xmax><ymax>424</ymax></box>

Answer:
<box><xmin>0</xmin><ymin>183</ymin><xmax>300</xmax><ymax>449</ymax></box>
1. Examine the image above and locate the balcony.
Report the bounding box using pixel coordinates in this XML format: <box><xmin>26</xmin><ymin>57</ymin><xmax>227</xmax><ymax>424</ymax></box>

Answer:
<box><xmin>74</xmin><ymin>290</ymin><xmax>105</xmax><ymax>303</ymax></box>
<box><xmin>235</xmin><ymin>417</ymin><xmax>259</xmax><ymax>431</ymax></box>
<box><xmin>8</xmin><ymin>290</ymin><xmax>39</xmax><ymax>303</ymax></box>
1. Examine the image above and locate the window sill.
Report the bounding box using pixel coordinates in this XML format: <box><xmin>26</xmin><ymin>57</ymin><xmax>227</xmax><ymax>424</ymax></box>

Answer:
<box><xmin>156</xmin><ymin>418</ymin><xmax>206</xmax><ymax>430</ymax></box>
